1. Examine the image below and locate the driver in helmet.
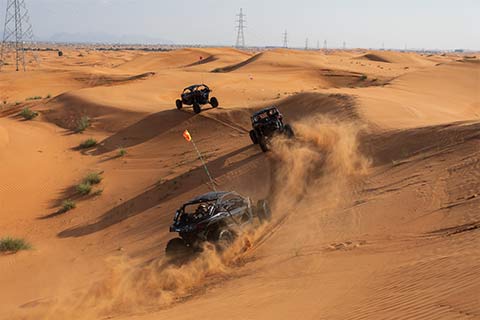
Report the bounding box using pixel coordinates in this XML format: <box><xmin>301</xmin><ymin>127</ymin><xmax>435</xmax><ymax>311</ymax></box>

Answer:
<box><xmin>193</xmin><ymin>203</ymin><xmax>210</xmax><ymax>220</ymax></box>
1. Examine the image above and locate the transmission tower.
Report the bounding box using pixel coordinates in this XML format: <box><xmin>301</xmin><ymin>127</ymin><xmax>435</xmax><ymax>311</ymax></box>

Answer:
<box><xmin>343</xmin><ymin>41</ymin><xmax>346</xmax><ymax>50</ymax></box>
<box><xmin>305</xmin><ymin>38</ymin><xmax>309</xmax><ymax>50</ymax></box>
<box><xmin>235</xmin><ymin>8</ymin><xmax>246</xmax><ymax>48</ymax></box>
<box><xmin>323</xmin><ymin>40</ymin><xmax>328</xmax><ymax>50</ymax></box>
<box><xmin>282</xmin><ymin>30</ymin><xmax>288</xmax><ymax>48</ymax></box>
<box><xmin>1</xmin><ymin>0</ymin><xmax>38</xmax><ymax>71</ymax></box>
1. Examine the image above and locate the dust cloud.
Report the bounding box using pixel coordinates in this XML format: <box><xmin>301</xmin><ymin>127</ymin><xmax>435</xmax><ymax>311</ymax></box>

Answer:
<box><xmin>33</xmin><ymin>117</ymin><xmax>370</xmax><ymax>320</ymax></box>
<box><xmin>270</xmin><ymin>116</ymin><xmax>370</xmax><ymax>211</ymax></box>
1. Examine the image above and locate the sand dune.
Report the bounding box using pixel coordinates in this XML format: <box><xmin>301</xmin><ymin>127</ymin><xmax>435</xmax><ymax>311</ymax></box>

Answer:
<box><xmin>0</xmin><ymin>47</ymin><xmax>479</xmax><ymax>320</ymax></box>
<box><xmin>118</xmin><ymin>48</ymin><xmax>251</xmax><ymax>73</ymax></box>
<box><xmin>353</xmin><ymin>61</ymin><xmax>480</xmax><ymax>128</ymax></box>
<box><xmin>355</xmin><ymin>50</ymin><xmax>436</xmax><ymax>66</ymax></box>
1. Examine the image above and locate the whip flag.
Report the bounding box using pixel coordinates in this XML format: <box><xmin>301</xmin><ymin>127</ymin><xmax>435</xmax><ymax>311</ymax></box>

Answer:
<box><xmin>183</xmin><ymin>129</ymin><xmax>192</xmax><ymax>142</ymax></box>
<box><xmin>182</xmin><ymin>129</ymin><xmax>216</xmax><ymax>191</ymax></box>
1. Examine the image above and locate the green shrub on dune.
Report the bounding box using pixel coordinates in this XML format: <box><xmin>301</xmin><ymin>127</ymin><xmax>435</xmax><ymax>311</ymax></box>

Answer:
<box><xmin>0</xmin><ymin>238</ymin><xmax>31</xmax><ymax>253</ymax></box>
<box><xmin>75</xmin><ymin>116</ymin><xmax>91</xmax><ymax>133</ymax></box>
<box><xmin>79</xmin><ymin>138</ymin><xmax>97</xmax><ymax>149</ymax></box>
<box><xmin>20</xmin><ymin>107</ymin><xmax>38</xmax><ymax>120</ymax></box>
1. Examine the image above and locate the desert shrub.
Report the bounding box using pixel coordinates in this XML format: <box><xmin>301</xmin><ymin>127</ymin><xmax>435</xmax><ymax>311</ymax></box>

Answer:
<box><xmin>20</xmin><ymin>107</ymin><xmax>39</xmax><ymax>120</ymax></box>
<box><xmin>26</xmin><ymin>96</ymin><xmax>42</xmax><ymax>101</ymax></box>
<box><xmin>59</xmin><ymin>200</ymin><xmax>76</xmax><ymax>213</ymax></box>
<box><xmin>76</xmin><ymin>182</ymin><xmax>92</xmax><ymax>195</ymax></box>
<box><xmin>83</xmin><ymin>172</ymin><xmax>102</xmax><ymax>185</ymax></box>
<box><xmin>2</xmin><ymin>100</ymin><xmax>6</xmax><ymax>105</ymax></box>
<box><xmin>75</xmin><ymin>116</ymin><xmax>91</xmax><ymax>133</ymax></box>
<box><xmin>79</xmin><ymin>138</ymin><xmax>97</xmax><ymax>149</ymax></box>
<box><xmin>0</xmin><ymin>237</ymin><xmax>31</xmax><ymax>253</ymax></box>
<box><xmin>46</xmin><ymin>94</ymin><xmax>51</xmax><ymax>99</ymax></box>
<box><xmin>118</xmin><ymin>148</ymin><xmax>127</xmax><ymax>157</ymax></box>
<box><xmin>359</xmin><ymin>74</ymin><xmax>368</xmax><ymax>81</ymax></box>
<box><xmin>15</xmin><ymin>101</ymin><xmax>21</xmax><ymax>106</ymax></box>
<box><xmin>92</xmin><ymin>189</ymin><xmax>103</xmax><ymax>196</ymax></box>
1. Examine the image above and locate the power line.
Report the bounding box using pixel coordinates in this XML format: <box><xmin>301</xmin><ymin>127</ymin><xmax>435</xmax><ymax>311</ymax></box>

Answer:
<box><xmin>235</xmin><ymin>8</ymin><xmax>246</xmax><ymax>48</ymax></box>
<box><xmin>1</xmin><ymin>0</ymin><xmax>38</xmax><ymax>71</ymax></box>
<box><xmin>282</xmin><ymin>30</ymin><xmax>288</xmax><ymax>48</ymax></box>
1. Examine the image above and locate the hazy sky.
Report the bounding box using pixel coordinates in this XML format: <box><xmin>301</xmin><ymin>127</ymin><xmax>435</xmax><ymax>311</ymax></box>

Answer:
<box><xmin>2</xmin><ymin>0</ymin><xmax>479</xmax><ymax>49</ymax></box>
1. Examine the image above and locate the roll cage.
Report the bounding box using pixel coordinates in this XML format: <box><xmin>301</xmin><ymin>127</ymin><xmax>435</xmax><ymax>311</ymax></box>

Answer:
<box><xmin>182</xmin><ymin>84</ymin><xmax>210</xmax><ymax>94</ymax></box>
<box><xmin>173</xmin><ymin>191</ymin><xmax>249</xmax><ymax>225</ymax></box>
<box><xmin>251</xmin><ymin>106</ymin><xmax>283</xmax><ymax>125</ymax></box>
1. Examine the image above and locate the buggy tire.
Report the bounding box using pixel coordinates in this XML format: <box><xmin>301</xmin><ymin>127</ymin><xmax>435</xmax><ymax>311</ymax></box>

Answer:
<box><xmin>284</xmin><ymin>124</ymin><xmax>295</xmax><ymax>139</ymax></box>
<box><xmin>176</xmin><ymin>99</ymin><xmax>183</xmax><ymax>110</ymax></box>
<box><xmin>210</xmin><ymin>97</ymin><xmax>219</xmax><ymax>108</ymax></box>
<box><xmin>165</xmin><ymin>238</ymin><xmax>190</xmax><ymax>257</ymax></box>
<box><xmin>259</xmin><ymin>138</ymin><xmax>269</xmax><ymax>152</ymax></box>
<box><xmin>215</xmin><ymin>228</ymin><xmax>236</xmax><ymax>251</ymax></box>
<box><xmin>256</xmin><ymin>199</ymin><xmax>272</xmax><ymax>222</ymax></box>
<box><xmin>193</xmin><ymin>103</ymin><xmax>201</xmax><ymax>114</ymax></box>
<box><xmin>249</xmin><ymin>130</ymin><xmax>258</xmax><ymax>144</ymax></box>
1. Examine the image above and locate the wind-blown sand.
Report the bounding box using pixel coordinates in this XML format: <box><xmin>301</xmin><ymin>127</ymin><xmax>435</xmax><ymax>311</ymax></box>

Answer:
<box><xmin>0</xmin><ymin>48</ymin><xmax>479</xmax><ymax>320</ymax></box>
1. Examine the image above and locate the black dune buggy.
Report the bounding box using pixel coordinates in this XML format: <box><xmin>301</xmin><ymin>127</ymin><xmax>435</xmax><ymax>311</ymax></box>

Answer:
<box><xmin>249</xmin><ymin>106</ymin><xmax>295</xmax><ymax>152</ymax></box>
<box><xmin>175</xmin><ymin>84</ymin><xmax>219</xmax><ymax>114</ymax></box>
<box><xmin>166</xmin><ymin>191</ymin><xmax>271</xmax><ymax>256</ymax></box>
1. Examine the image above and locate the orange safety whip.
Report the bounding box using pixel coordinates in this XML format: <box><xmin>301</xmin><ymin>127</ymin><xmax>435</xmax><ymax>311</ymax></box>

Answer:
<box><xmin>182</xmin><ymin>129</ymin><xmax>216</xmax><ymax>191</ymax></box>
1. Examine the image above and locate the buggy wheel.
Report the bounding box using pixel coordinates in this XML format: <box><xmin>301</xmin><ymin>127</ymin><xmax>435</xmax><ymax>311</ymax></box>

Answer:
<box><xmin>215</xmin><ymin>228</ymin><xmax>236</xmax><ymax>251</ymax></box>
<box><xmin>249</xmin><ymin>130</ymin><xmax>258</xmax><ymax>144</ymax></box>
<box><xmin>256</xmin><ymin>199</ymin><xmax>272</xmax><ymax>223</ymax></box>
<box><xmin>165</xmin><ymin>238</ymin><xmax>191</xmax><ymax>257</ymax></box>
<box><xmin>193</xmin><ymin>103</ymin><xmax>201</xmax><ymax>114</ymax></box>
<box><xmin>175</xmin><ymin>99</ymin><xmax>183</xmax><ymax>110</ymax></box>
<box><xmin>284</xmin><ymin>124</ymin><xmax>295</xmax><ymax>138</ymax></box>
<box><xmin>210</xmin><ymin>97</ymin><xmax>219</xmax><ymax>108</ymax></box>
<box><xmin>259</xmin><ymin>137</ymin><xmax>269</xmax><ymax>152</ymax></box>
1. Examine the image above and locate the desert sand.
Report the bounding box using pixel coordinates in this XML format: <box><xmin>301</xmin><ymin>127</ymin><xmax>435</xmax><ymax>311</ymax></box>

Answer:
<box><xmin>0</xmin><ymin>47</ymin><xmax>479</xmax><ymax>319</ymax></box>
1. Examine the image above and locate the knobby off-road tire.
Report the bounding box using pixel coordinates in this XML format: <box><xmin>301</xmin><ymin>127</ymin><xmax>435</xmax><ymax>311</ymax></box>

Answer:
<box><xmin>215</xmin><ymin>228</ymin><xmax>236</xmax><ymax>252</ymax></box>
<box><xmin>284</xmin><ymin>124</ymin><xmax>295</xmax><ymax>139</ymax></box>
<box><xmin>165</xmin><ymin>238</ymin><xmax>191</xmax><ymax>257</ymax></box>
<box><xmin>176</xmin><ymin>99</ymin><xmax>183</xmax><ymax>110</ymax></box>
<box><xmin>259</xmin><ymin>137</ymin><xmax>269</xmax><ymax>152</ymax></box>
<box><xmin>193</xmin><ymin>103</ymin><xmax>201</xmax><ymax>114</ymax></box>
<box><xmin>210</xmin><ymin>97</ymin><xmax>219</xmax><ymax>108</ymax></box>
<box><xmin>249</xmin><ymin>130</ymin><xmax>259</xmax><ymax>144</ymax></box>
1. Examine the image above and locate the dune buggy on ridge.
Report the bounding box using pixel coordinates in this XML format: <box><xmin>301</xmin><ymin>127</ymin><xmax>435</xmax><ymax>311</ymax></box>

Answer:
<box><xmin>249</xmin><ymin>106</ymin><xmax>295</xmax><ymax>152</ymax></box>
<box><xmin>166</xmin><ymin>191</ymin><xmax>271</xmax><ymax>257</ymax></box>
<box><xmin>176</xmin><ymin>84</ymin><xmax>219</xmax><ymax>114</ymax></box>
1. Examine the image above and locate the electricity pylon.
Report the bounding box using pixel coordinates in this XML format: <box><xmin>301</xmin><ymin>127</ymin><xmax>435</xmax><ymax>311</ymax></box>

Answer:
<box><xmin>235</xmin><ymin>8</ymin><xmax>246</xmax><ymax>48</ymax></box>
<box><xmin>282</xmin><ymin>30</ymin><xmax>288</xmax><ymax>48</ymax></box>
<box><xmin>1</xmin><ymin>0</ymin><xmax>38</xmax><ymax>71</ymax></box>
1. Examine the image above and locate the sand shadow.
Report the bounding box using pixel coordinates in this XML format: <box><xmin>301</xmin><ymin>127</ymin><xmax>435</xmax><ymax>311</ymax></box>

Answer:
<box><xmin>58</xmin><ymin>145</ymin><xmax>261</xmax><ymax>238</ymax></box>
<box><xmin>89</xmin><ymin>109</ymin><xmax>194</xmax><ymax>156</ymax></box>
<box><xmin>360</xmin><ymin>121</ymin><xmax>480</xmax><ymax>167</ymax></box>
